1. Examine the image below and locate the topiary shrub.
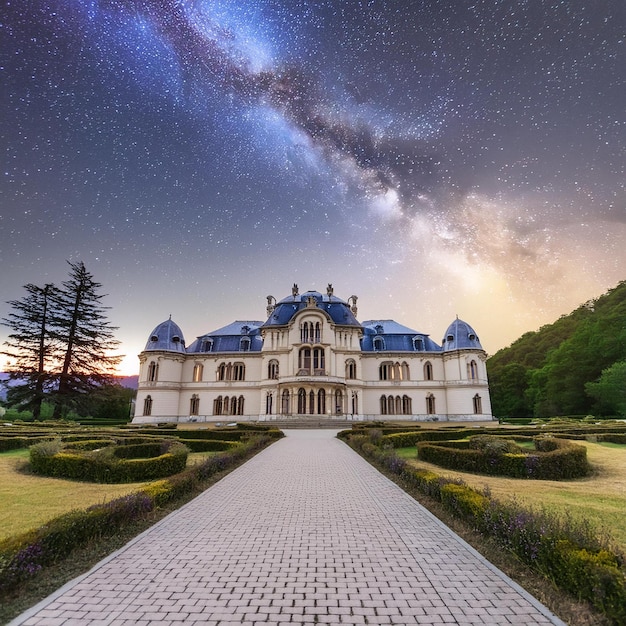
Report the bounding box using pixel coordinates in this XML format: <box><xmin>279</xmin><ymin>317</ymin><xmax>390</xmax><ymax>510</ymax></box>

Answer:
<box><xmin>417</xmin><ymin>436</ymin><xmax>590</xmax><ymax>479</ymax></box>
<box><xmin>29</xmin><ymin>440</ymin><xmax>189</xmax><ymax>483</ymax></box>
<box><xmin>469</xmin><ymin>435</ymin><xmax>522</xmax><ymax>455</ymax></box>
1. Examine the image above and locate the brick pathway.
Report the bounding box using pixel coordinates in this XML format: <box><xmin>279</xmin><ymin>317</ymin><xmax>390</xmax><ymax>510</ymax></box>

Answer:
<box><xmin>11</xmin><ymin>430</ymin><xmax>565</xmax><ymax>626</ymax></box>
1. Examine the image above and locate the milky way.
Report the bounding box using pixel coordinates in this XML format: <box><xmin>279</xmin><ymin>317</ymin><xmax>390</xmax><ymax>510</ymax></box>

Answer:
<box><xmin>1</xmin><ymin>0</ymin><xmax>625</xmax><ymax>372</ymax></box>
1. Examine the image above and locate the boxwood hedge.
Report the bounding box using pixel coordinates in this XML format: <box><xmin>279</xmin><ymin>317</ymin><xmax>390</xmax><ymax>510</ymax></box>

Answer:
<box><xmin>416</xmin><ymin>435</ymin><xmax>590</xmax><ymax>479</ymax></box>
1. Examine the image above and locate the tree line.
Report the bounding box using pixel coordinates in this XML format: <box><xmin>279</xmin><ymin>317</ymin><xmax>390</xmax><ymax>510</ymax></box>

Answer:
<box><xmin>1</xmin><ymin>261</ymin><xmax>123</xmax><ymax>419</ymax></box>
<box><xmin>487</xmin><ymin>280</ymin><xmax>626</xmax><ymax>418</ymax></box>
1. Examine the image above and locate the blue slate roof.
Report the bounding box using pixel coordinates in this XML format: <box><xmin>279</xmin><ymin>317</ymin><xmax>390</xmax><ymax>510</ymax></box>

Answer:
<box><xmin>360</xmin><ymin>320</ymin><xmax>441</xmax><ymax>353</ymax></box>
<box><xmin>187</xmin><ymin>321</ymin><xmax>264</xmax><ymax>353</ymax></box>
<box><xmin>142</xmin><ymin>293</ymin><xmax>484</xmax><ymax>357</ymax></box>
<box><xmin>144</xmin><ymin>319</ymin><xmax>186</xmax><ymax>353</ymax></box>
<box><xmin>441</xmin><ymin>318</ymin><xmax>483</xmax><ymax>351</ymax></box>
<box><xmin>263</xmin><ymin>290</ymin><xmax>360</xmax><ymax>328</ymax></box>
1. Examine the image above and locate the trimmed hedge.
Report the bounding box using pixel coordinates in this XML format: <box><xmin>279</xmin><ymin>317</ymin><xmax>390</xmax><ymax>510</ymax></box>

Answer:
<box><xmin>29</xmin><ymin>440</ymin><xmax>189</xmax><ymax>483</ymax></box>
<box><xmin>180</xmin><ymin>439</ymin><xmax>242</xmax><ymax>452</ymax></box>
<box><xmin>416</xmin><ymin>435</ymin><xmax>590</xmax><ymax>479</ymax></box>
<box><xmin>345</xmin><ymin>431</ymin><xmax>626</xmax><ymax>624</ymax></box>
<box><xmin>382</xmin><ymin>430</ymin><xmax>469</xmax><ymax>448</ymax></box>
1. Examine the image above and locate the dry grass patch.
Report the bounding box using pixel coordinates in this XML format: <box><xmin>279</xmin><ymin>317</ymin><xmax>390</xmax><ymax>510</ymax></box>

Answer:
<box><xmin>399</xmin><ymin>440</ymin><xmax>626</xmax><ymax>548</ymax></box>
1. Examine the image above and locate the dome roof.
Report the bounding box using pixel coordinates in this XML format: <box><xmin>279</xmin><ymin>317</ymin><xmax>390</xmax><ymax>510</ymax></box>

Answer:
<box><xmin>263</xmin><ymin>288</ymin><xmax>360</xmax><ymax>327</ymax></box>
<box><xmin>441</xmin><ymin>318</ymin><xmax>483</xmax><ymax>351</ymax></box>
<box><xmin>144</xmin><ymin>319</ymin><xmax>186</xmax><ymax>353</ymax></box>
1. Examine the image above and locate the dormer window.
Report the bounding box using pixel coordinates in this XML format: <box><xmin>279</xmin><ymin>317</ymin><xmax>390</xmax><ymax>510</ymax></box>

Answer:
<box><xmin>240</xmin><ymin>337</ymin><xmax>251</xmax><ymax>351</ymax></box>
<box><xmin>413</xmin><ymin>337</ymin><xmax>424</xmax><ymax>351</ymax></box>
<box><xmin>373</xmin><ymin>337</ymin><xmax>385</xmax><ymax>351</ymax></box>
<box><xmin>172</xmin><ymin>336</ymin><xmax>180</xmax><ymax>343</ymax></box>
<box><xmin>150</xmin><ymin>335</ymin><xmax>158</xmax><ymax>342</ymax></box>
<box><xmin>447</xmin><ymin>335</ymin><xmax>454</xmax><ymax>343</ymax></box>
<box><xmin>468</xmin><ymin>333</ymin><xmax>476</xmax><ymax>341</ymax></box>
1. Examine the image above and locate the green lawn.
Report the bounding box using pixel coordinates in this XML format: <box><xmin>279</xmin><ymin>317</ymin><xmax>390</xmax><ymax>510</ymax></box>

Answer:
<box><xmin>0</xmin><ymin>449</ymin><xmax>216</xmax><ymax>541</ymax></box>
<box><xmin>397</xmin><ymin>441</ymin><xmax>626</xmax><ymax>549</ymax></box>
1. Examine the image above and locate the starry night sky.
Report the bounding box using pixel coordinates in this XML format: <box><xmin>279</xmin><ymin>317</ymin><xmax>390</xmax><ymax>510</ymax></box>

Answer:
<box><xmin>1</xmin><ymin>1</ymin><xmax>625</xmax><ymax>374</ymax></box>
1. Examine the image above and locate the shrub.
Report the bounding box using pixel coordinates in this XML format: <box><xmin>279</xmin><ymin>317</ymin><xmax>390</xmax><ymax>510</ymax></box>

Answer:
<box><xmin>440</xmin><ymin>483</ymin><xmax>489</xmax><ymax>522</ymax></box>
<box><xmin>344</xmin><ymin>430</ymin><xmax>626</xmax><ymax>624</ymax></box>
<box><xmin>179</xmin><ymin>439</ymin><xmax>242</xmax><ymax>452</ymax></box>
<box><xmin>417</xmin><ymin>436</ymin><xmax>590</xmax><ymax>480</ymax></box>
<box><xmin>469</xmin><ymin>435</ymin><xmax>522</xmax><ymax>455</ymax></box>
<box><xmin>28</xmin><ymin>440</ymin><xmax>189</xmax><ymax>483</ymax></box>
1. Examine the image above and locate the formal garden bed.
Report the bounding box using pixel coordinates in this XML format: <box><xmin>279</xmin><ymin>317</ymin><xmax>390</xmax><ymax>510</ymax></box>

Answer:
<box><xmin>0</xmin><ymin>422</ymin><xmax>283</xmax><ymax>616</ymax></box>
<box><xmin>339</xmin><ymin>421</ymin><xmax>626</xmax><ymax>625</ymax></box>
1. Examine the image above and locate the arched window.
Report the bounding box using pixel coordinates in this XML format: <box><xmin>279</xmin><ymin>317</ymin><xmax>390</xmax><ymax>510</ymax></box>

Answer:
<box><xmin>395</xmin><ymin>396</ymin><xmax>402</xmax><ymax>414</ymax></box>
<box><xmin>214</xmin><ymin>396</ymin><xmax>223</xmax><ymax>415</ymax></box>
<box><xmin>266</xmin><ymin>393</ymin><xmax>273</xmax><ymax>415</ymax></box>
<box><xmin>473</xmin><ymin>394</ymin><xmax>482</xmax><ymax>414</ymax></box>
<box><xmin>299</xmin><ymin>348</ymin><xmax>311</xmax><ymax>372</ymax></box>
<box><xmin>223</xmin><ymin>396</ymin><xmax>230</xmax><ymax>415</ymax></box>
<box><xmin>313</xmin><ymin>348</ymin><xmax>325</xmax><ymax>373</ymax></box>
<box><xmin>190</xmin><ymin>394</ymin><xmax>199</xmax><ymax>416</ymax></box>
<box><xmin>373</xmin><ymin>336</ymin><xmax>385</xmax><ymax>351</ymax></box>
<box><xmin>233</xmin><ymin>362</ymin><xmax>245</xmax><ymax>381</ymax></box>
<box><xmin>380</xmin><ymin>395</ymin><xmax>387</xmax><ymax>415</ymax></box>
<box><xmin>335</xmin><ymin>390</ymin><xmax>343</xmax><ymax>414</ymax></box>
<box><xmin>388</xmin><ymin>395</ymin><xmax>395</xmax><ymax>414</ymax></box>
<box><xmin>314</xmin><ymin>322</ymin><xmax>321</xmax><ymax>343</ymax></box>
<box><xmin>309</xmin><ymin>390</ymin><xmax>315</xmax><ymax>413</ymax></box>
<box><xmin>424</xmin><ymin>361</ymin><xmax>433</xmax><ymax>381</ymax></box>
<box><xmin>219</xmin><ymin>362</ymin><xmax>245</xmax><ymax>381</ymax></box>
<box><xmin>351</xmin><ymin>392</ymin><xmax>358</xmax><ymax>415</ymax></box>
<box><xmin>401</xmin><ymin>362</ymin><xmax>410</xmax><ymax>381</ymax></box>
<box><xmin>317</xmin><ymin>389</ymin><xmax>326</xmax><ymax>414</ymax></box>
<box><xmin>402</xmin><ymin>395</ymin><xmax>412</xmax><ymax>415</ymax></box>
<box><xmin>298</xmin><ymin>388</ymin><xmax>307</xmax><ymax>414</ymax></box>
<box><xmin>469</xmin><ymin>360</ymin><xmax>478</xmax><ymax>381</ymax></box>
<box><xmin>345</xmin><ymin>359</ymin><xmax>357</xmax><ymax>379</ymax></box>
<box><xmin>426</xmin><ymin>394</ymin><xmax>436</xmax><ymax>415</ymax></box>
<box><xmin>379</xmin><ymin>362</ymin><xmax>393</xmax><ymax>380</ymax></box>
<box><xmin>143</xmin><ymin>395</ymin><xmax>152</xmax><ymax>416</ymax></box>
<box><xmin>236</xmin><ymin>395</ymin><xmax>245</xmax><ymax>416</ymax></box>
<box><xmin>281</xmin><ymin>390</ymin><xmax>290</xmax><ymax>415</ymax></box>
<box><xmin>147</xmin><ymin>361</ymin><xmax>158</xmax><ymax>382</ymax></box>
<box><xmin>193</xmin><ymin>363</ymin><xmax>203</xmax><ymax>382</ymax></box>
<box><xmin>268</xmin><ymin>360</ymin><xmax>279</xmax><ymax>380</ymax></box>
<box><xmin>230</xmin><ymin>396</ymin><xmax>237</xmax><ymax>415</ymax></box>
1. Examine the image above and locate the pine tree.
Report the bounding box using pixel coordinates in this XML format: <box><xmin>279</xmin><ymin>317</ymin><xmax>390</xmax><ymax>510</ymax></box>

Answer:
<box><xmin>1</xmin><ymin>283</ymin><xmax>59</xmax><ymax>419</ymax></box>
<box><xmin>51</xmin><ymin>261</ymin><xmax>122</xmax><ymax>418</ymax></box>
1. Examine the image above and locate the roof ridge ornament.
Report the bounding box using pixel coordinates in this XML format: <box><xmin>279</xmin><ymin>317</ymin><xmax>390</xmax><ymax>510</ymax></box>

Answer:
<box><xmin>348</xmin><ymin>295</ymin><xmax>358</xmax><ymax>316</ymax></box>
<box><xmin>266</xmin><ymin>295</ymin><xmax>276</xmax><ymax>317</ymax></box>
<box><xmin>292</xmin><ymin>283</ymin><xmax>299</xmax><ymax>298</ymax></box>
<box><xmin>327</xmin><ymin>283</ymin><xmax>333</xmax><ymax>296</ymax></box>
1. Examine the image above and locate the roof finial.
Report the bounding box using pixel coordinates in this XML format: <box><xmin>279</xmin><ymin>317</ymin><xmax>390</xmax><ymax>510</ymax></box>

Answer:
<box><xmin>169</xmin><ymin>314</ymin><xmax>172</xmax><ymax>320</ymax></box>
<box><xmin>292</xmin><ymin>283</ymin><xmax>299</xmax><ymax>298</ymax></box>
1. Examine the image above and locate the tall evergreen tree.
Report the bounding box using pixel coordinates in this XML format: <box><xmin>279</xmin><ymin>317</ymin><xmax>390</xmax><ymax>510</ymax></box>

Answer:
<box><xmin>51</xmin><ymin>261</ymin><xmax>122</xmax><ymax>418</ymax></box>
<box><xmin>1</xmin><ymin>283</ymin><xmax>58</xmax><ymax>418</ymax></box>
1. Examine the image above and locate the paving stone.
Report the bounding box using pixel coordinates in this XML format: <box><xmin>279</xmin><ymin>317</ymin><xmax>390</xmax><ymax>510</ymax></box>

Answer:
<box><xmin>10</xmin><ymin>430</ymin><xmax>565</xmax><ymax>626</ymax></box>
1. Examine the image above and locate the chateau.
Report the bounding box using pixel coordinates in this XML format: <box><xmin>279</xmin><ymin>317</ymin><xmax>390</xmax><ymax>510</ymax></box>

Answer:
<box><xmin>132</xmin><ymin>285</ymin><xmax>492</xmax><ymax>424</ymax></box>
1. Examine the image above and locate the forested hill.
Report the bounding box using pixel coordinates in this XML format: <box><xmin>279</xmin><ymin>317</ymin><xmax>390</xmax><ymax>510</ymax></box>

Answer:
<box><xmin>487</xmin><ymin>280</ymin><xmax>626</xmax><ymax>418</ymax></box>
